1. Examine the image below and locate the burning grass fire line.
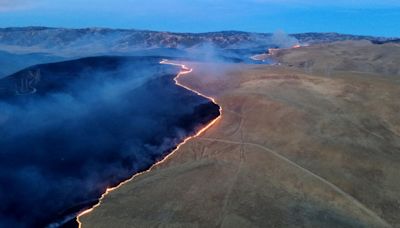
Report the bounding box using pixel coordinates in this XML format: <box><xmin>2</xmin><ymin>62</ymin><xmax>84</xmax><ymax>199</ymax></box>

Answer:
<box><xmin>76</xmin><ymin>60</ymin><xmax>222</xmax><ymax>227</ymax></box>
<box><xmin>250</xmin><ymin>44</ymin><xmax>305</xmax><ymax>62</ymax></box>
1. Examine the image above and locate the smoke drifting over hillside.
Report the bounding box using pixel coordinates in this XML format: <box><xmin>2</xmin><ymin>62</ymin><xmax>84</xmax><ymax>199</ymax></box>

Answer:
<box><xmin>0</xmin><ymin>28</ymin><xmax>395</xmax><ymax>228</ymax></box>
<box><xmin>0</xmin><ymin>31</ymin><xmax>302</xmax><ymax>226</ymax></box>
<box><xmin>270</xmin><ymin>30</ymin><xmax>300</xmax><ymax>48</ymax></box>
<box><xmin>0</xmin><ymin>56</ymin><xmax>219</xmax><ymax>227</ymax></box>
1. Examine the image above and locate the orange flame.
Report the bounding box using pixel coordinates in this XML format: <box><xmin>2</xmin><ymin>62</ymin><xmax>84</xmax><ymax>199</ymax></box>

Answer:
<box><xmin>267</xmin><ymin>44</ymin><xmax>302</xmax><ymax>57</ymax></box>
<box><xmin>76</xmin><ymin>60</ymin><xmax>222</xmax><ymax>227</ymax></box>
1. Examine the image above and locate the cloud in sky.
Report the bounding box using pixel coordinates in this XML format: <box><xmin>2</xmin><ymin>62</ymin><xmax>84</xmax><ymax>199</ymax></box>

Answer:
<box><xmin>0</xmin><ymin>0</ymin><xmax>16</xmax><ymax>10</ymax></box>
<box><xmin>0</xmin><ymin>0</ymin><xmax>30</xmax><ymax>11</ymax></box>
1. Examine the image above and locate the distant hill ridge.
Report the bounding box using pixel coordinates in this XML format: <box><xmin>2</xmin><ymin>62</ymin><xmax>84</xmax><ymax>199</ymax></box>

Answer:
<box><xmin>0</xmin><ymin>27</ymin><xmax>398</xmax><ymax>78</ymax></box>
<box><xmin>0</xmin><ymin>27</ymin><xmax>397</xmax><ymax>55</ymax></box>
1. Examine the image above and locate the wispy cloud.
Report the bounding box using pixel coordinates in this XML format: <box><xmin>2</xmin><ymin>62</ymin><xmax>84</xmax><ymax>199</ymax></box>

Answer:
<box><xmin>0</xmin><ymin>0</ymin><xmax>36</xmax><ymax>11</ymax></box>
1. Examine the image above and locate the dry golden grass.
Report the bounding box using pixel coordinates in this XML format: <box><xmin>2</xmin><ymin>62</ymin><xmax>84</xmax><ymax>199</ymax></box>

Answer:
<box><xmin>80</xmin><ymin>41</ymin><xmax>400</xmax><ymax>228</ymax></box>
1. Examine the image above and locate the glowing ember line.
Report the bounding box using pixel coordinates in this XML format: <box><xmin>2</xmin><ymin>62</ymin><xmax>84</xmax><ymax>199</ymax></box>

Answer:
<box><xmin>76</xmin><ymin>59</ymin><xmax>222</xmax><ymax>227</ymax></box>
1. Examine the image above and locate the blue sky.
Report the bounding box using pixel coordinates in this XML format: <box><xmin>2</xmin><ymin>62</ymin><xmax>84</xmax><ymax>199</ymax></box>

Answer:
<box><xmin>0</xmin><ymin>0</ymin><xmax>399</xmax><ymax>37</ymax></box>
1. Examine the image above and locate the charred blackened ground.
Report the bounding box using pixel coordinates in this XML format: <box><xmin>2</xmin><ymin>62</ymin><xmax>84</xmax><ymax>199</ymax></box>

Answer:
<box><xmin>0</xmin><ymin>56</ymin><xmax>220</xmax><ymax>227</ymax></box>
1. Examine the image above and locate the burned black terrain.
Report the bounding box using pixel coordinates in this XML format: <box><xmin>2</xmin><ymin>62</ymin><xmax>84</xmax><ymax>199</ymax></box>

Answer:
<box><xmin>0</xmin><ymin>56</ymin><xmax>219</xmax><ymax>227</ymax></box>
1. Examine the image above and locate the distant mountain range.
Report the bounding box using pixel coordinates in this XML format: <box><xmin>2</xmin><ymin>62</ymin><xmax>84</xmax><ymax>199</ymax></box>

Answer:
<box><xmin>0</xmin><ymin>27</ymin><xmax>398</xmax><ymax>56</ymax></box>
<box><xmin>0</xmin><ymin>27</ymin><xmax>398</xmax><ymax>78</ymax></box>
